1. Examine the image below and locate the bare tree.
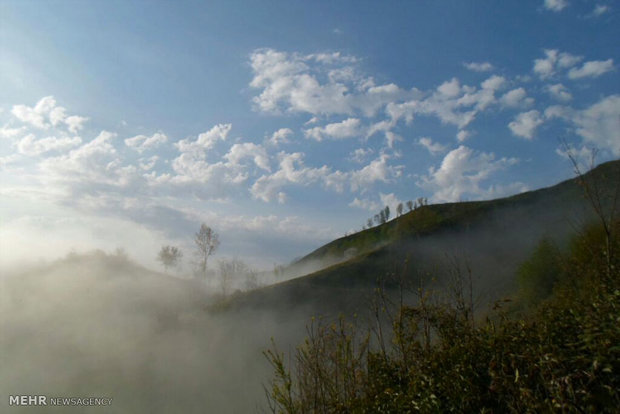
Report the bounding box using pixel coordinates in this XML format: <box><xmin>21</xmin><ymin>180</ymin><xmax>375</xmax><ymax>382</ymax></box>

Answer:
<box><xmin>218</xmin><ymin>257</ymin><xmax>247</xmax><ymax>296</ymax></box>
<box><xmin>564</xmin><ymin>145</ymin><xmax>619</xmax><ymax>279</ymax></box>
<box><xmin>396</xmin><ymin>202</ymin><xmax>403</xmax><ymax>217</ymax></box>
<box><xmin>406</xmin><ymin>200</ymin><xmax>413</xmax><ymax>212</ymax></box>
<box><xmin>194</xmin><ymin>223</ymin><xmax>219</xmax><ymax>279</ymax></box>
<box><xmin>157</xmin><ymin>245</ymin><xmax>183</xmax><ymax>273</ymax></box>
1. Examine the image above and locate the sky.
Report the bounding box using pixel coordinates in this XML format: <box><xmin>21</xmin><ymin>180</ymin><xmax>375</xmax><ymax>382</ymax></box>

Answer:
<box><xmin>0</xmin><ymin>0</ymin><xmax>618</xmax><ymax>270</ymax></box>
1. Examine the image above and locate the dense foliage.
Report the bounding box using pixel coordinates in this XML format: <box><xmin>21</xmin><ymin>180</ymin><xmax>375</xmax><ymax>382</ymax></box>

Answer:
<box><xmin>265</xmin><ymin>221</ymin><xmax>620</xmax><ymax>413</ymax></box>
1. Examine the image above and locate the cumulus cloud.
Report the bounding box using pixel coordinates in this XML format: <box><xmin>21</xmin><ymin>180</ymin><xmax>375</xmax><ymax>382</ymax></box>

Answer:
<box><xmin>224</xmin><ymin>142</ymin><xmax>271</xmax><ymax>172</ymax></box>
<box><xmin>250</xmin><ymin>152</ymin><xmax>400</xmax><ymax>202</ymax></box>
<box><xmin>543</xmin><ymin>0</ymin><xmax>568</xmax><ymax>12</ymax></box>
<box><xmin>17</xmin><ymin>134</ymin><xmax>82</xmax><ymax>156</ymax></box>
<box><xmin>572</xmin><ymin>95</ymin><xmax>620</xmax><ymax>156</ymax></box>
<box><xmin>349</xmin><ymin>197</ymin><xmax>379</xmax><ymax>212</ymax></box>
<box><xmin>533</xmin><ymin>49</ymin><xmax>582</xmax><ymax>79</ymax></box>
<box><xmin>268</xmin><ymin>128</ymin><xmax>293</xmax><ymax>146</ymax></box>
<box><xmin>0</xmin><ymin>125</ymin><xmax>27</xmax><ymax>139</ymax></box>
<box><xmin>304</xmin><ymin>118</ymin><xmax>361</xmax><ymax>141</ymax></box>
<box><xmin>509</xmin><ymin>110</ymin><xmax>544</xmax><ymax>139</ymax></box>
<box><xmin>418</xmin><ymin>137</ymin><xmax>447</xmax><ymax>155</ymax></box>
<box><xmin>456</xmin><ymin>130</ymin><xmax>471</xmax><ymax>142</ymax></box>
<box><xmin>545</xmin><ymin>95</ymin><xmax>620</xmax><ymax>156</ymax></box>
<box><xmin>10</xmin><ymin>96</ymin><xmax>88</xmax><ymax>132</ymax></box>
<box><xmin>546</xmin><ymin>83</ymin><xmax>572</xmax><ymax>101</ymax></box>
<box><xmin>387</xmin><ymin>75</ymin><xmax>506</xmax><ymax>131</ymax></box>
<box><xmin>463</xmin><ymin>62</ymin><xmax>494</xmax><ymax>72</ymax></box>
<box><xmin>349</xmin><ymin>147</ymin><xmax>373</xmax><ymax>163</ymax></box>
<box><xmin>500</xmin><ymin>87</ymin><xmax>534</xmax><ymax>108</ymax></box>
<box><xmin>418</xmin><ymin>145</ymin><xmax>519</xmax><ymax>202</ymax></box>
<box><xmin>248</xmin><ymin>48</ymin><xmax>417</xmax><ymax>117</ymax></box>
<box><xmin>175</xmin><ymin>124</ymin><xmax>231</xmax><ymax>153</ymax></box>
<box><xmin>567</xmin><ymin>59</ymin><xmax>614</xmax><ymax>79</ymax></box>
<box><xmin>125</xmin><ymin>132</ymin><xmax>168</xmax><ymax>153</ymax></box>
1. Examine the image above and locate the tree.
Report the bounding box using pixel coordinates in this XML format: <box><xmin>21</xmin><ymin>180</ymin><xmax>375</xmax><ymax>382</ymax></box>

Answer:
<box><xmin>218</xmin><ymin>257</ymin><xmax>247</xmax><ymax>296</ymax></box>
<box><xmin>194</xmin><ymin>223</ymin><xmax>219</xmax><ymax>279</ymax></box>
<box><xmin>406</xmin><ymin>200</ymin><xmax>414</xmax><ymax>212</ymax></box>
<box><xmin>374</xmin><ymin>214</ymin><xmax>381</xmax><ymax>225</ymax></box>
<box><xmin>157</xmin><ymin>245</ymin><xmax>183</xmax><ymax>273</ymax></box>
<box><xmin>379</xmin><ymin>210</ymin><xmax>386</xmax><ymax>224</ymax></box>
<box><xmin>396</xmin><ymin>203</ymin><xmax>403</xmax><ymax>217</ymax></box>
<box><xmin>367</xmin><ymin>218</ymin><xmax>374</xmax><ymax>229</ymax></box>
<box><xmin>384</xmin><ymin>206</ymin><xmax>390</xmax><ymax>221</ymax></box>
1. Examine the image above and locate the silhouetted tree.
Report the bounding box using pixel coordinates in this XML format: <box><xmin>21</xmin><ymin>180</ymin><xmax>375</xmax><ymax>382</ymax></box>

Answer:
<box><xmin>384</xmin><ymin>206</ymin><xmax>390</xmax><ymax>221</ymax></box>
<box><xmin>194</xmin><ymin>223</ymin><xmax>219</xmax><ymax>279</ymax></box>
<box><xmin>367</xmin><ymin>218</ymin><xmax>374</xmax><ymax>228</ymax></box>
<box><xmin>396</xmin><ymin>203</ymin><xmax>403</xmax><ymax>217</ymax></box>
<box><xmin>157</xmin><ymin>245</ymin><xmax>183</xmax><ymax>273</ymax></box>
<box><xmin>406</xmin><ymin>200</ymin><xmax>414</xmax><ymax>211</ymax></box>
<box><xmin>374</xmin><ymin>214</ymin><xmax>381</xmax><ymax>225</ymax></box>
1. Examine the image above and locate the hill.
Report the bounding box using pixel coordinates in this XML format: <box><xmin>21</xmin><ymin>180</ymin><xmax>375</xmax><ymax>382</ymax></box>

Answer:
<box><xmin>223</xmin><ymin>159</ymin><xmax>620</xmax><ymax>315</ymax></box>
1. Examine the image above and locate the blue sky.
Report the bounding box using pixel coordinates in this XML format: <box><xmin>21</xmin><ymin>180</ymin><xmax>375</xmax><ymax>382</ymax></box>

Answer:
<box><xmin>1</xmin><ymin>0</ymin><xmax>618</xmax><ymax>269</ymax></box>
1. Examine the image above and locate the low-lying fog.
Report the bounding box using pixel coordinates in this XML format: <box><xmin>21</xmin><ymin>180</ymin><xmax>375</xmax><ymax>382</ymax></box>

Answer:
<box><xmin>0</xmin><ymin>251</ymin><xmax>311</xmax><ymax>413</ymax></box>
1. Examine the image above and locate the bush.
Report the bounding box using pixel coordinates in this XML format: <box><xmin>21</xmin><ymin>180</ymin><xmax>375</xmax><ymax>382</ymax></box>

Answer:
<box><xmin>265</xmin><ymin>222</ymin><xmax>620</xmax><ymax>413</ymax></box>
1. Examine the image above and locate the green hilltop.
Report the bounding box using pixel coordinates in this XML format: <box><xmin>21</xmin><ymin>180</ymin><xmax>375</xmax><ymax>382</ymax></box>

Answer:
<box><xmin>224</xmin><ymin>159</ymin><xmax>620</xmax><ymax>315</ymax></box>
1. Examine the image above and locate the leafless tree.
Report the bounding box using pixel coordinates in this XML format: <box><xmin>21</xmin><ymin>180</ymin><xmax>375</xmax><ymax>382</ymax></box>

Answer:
<box><xmin>157</xmin><ymin>245</ymin><xmax>183</xmax><ymax>273</ymax></box>
<box><xmin>396</xmin><ymin>202</ymin><xmax>403</xmax><ymax>217</ymax></box>
<box><xmin>194</xmin><ymin>223</ymin><xmax>219</xmax><ymax>279</ymax></box>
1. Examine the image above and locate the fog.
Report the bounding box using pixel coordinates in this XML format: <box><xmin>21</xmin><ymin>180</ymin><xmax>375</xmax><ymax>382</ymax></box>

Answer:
<box><xmin>0</xmin><ymin>251</ymin><xmax>310</xmax><ymax>413</ymax></box>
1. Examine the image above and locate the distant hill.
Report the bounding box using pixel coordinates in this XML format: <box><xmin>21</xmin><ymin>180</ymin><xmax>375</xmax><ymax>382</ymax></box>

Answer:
<box><xmin>222</xmin><ymin>159</ymin><xmax>620</xmax><ymax>316</ymax></box>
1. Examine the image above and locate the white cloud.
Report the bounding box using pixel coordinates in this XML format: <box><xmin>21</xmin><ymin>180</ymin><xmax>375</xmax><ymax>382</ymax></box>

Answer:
<box><xmin>224</xmin><ymin>142</ymin><xmax>271</xmax><ymax>171</ymax></box>
<box><xmin>124</xmin><ymin>132</ymin><xmax>168</xmax><ymax>153</ymax></box>
<box><xmin>567</xmin><ymin>59</ymin><xmax>614</xmax><ymax>79</ymax></box>
<box><xmin>572</xmin><ymin>95</ymin><xmax>620</xmax><ymax>156</ymax></box>
<box><xmin>17</xmin><ymin>134</ymin><xmax>82</xmax><ymax>156</ymax></box>
<box><xmin>545</xmin><ymin>95</ymin><xmax>620</xmax><ymax>156</ymax></box>
<box><xmin>250</xmin><ymin>152</ymin><xmax>400</xmax><ymax>202</ymax></box>
<box><xmin>0</xmin><ymin>125</ymin><xmax>27</xmax><ymax>139</ymax></box>
<box><xmin>304</xmin><ymin>118</ymin><xmax>361</xmax><ymax>141</ymax></box>
<box><xmin>533</xmin><ymin>49</ymin><xmax>582</xmax><ymax>79</ymax></box>
<box><xmin>418</xmin><ymin>145</ymin><xmax>519</xmax><ymax>202</ymax></box>
<box><xmin>463</xmin><ymin>62</ymin><xmax>494</xmax><ymax>72</ymax></box>
<box><xmin>248</xmin><ymin>48</ymin><xmax>418</xmax><ymax>117</ymax></box>
<box><xmin>64</xmin><ymin>115</ymin><xmax>88</xmax><ymax>133</ymax></box>
<box><xmin>500</xmin><ymin>87</ymin><xmax>534</xmax><ymax>108</ymax></box>
<box><xmin>509</xmin><ymin>110</ymin><xmax>544</xmax><ymax>139</ymax></box>
<box><xmin>379</xmin><ymin>192</ymin><xmax>404</xmax><ymax>214</ymax></box>
<box><xmin>268</xmin><ymin>128</ymin><xmax>293</xmax><ymax>146</ymax></box>
<box><xmin>387</xmin><ymin>75</ymin><xmax>505</xmax><ymax>131</ymax></box>
<box><xmin>349</xmin><ymin>197</ymin><xmax>379</xmax><ymax>211</ymax></box>
<box><xmin>546</xmin><ymin>83</ymin><xmax>572</xmax><ymax>101</ymax></box>
<box><xmin>175</xmin><ymin>123</ymin><xmax>231</xmax><ymax>153</ymax></box>
<box><xmin>543</xmin><ymin>0</ymin><xmax>568</xmax><ymax>12</ymax></box>
<box><xmin>10</xmin><ymin>96</ymin><xmax>88</xmax><ymax>132</ymax></box>
<box><xmin>456</xmin><ymin>130</ymin><xmax>471</xmax><ymax>142</ymax></box>
<box><xmin>349</xmin><ymin>147</ymin><xmax>373</xmax><ymax>163</ymax></box>
<box><xmin>418</xmin><ymin>137</ymin><xmax>446</xmax><ymax>155</ymax></box>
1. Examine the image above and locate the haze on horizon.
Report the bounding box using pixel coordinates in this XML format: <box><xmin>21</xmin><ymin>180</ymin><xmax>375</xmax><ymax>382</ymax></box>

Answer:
<box><xmin>1</xmin><ymin>0</ymin><xmax>618</xmax><ymax>271</ymax></box>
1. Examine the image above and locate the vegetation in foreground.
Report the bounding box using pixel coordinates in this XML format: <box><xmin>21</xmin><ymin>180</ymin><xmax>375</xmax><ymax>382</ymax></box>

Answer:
<box><xmin>265</xmin><ymin>219</ymin><xmax>620</xmax><ymax>413</ymax></box>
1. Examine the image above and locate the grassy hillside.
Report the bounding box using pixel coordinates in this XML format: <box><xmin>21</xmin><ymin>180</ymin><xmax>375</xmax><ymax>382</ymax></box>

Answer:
<box><xmin>223</xmin><ymin>160</ymin><xmax>620</xmax><ymax>315</ymax></box>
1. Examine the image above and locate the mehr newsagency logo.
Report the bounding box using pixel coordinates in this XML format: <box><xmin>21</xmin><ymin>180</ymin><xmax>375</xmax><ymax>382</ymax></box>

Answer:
<box><xmin>9</xmin><ymin>395</ymin><xmax>112</xmax><ymax>407</ymax></box>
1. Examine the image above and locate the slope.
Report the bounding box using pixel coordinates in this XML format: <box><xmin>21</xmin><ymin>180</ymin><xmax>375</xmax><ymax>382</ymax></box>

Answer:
<box><xmin>223</xmin><ymin>159</ymin><xmax>620</xmax><ymax>315</ymax></box>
